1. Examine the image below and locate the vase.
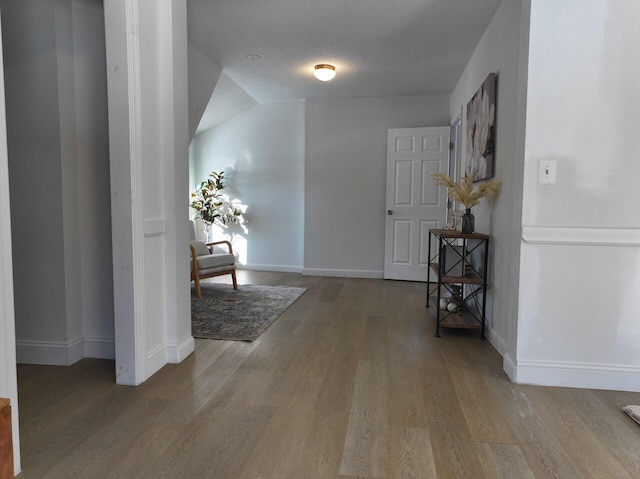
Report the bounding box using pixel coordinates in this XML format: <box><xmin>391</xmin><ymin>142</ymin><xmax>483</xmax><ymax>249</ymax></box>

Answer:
<box><xmin>461</xmin><ymin>208</ymin><xmax>475</xmax><ymax>234</ymax></box>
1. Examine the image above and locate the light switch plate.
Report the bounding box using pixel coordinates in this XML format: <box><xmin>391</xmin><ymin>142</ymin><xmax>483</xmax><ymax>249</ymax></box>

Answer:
<box><xmin>538</xmin><ymin>159</ymin><xmax>557</xmax><ymax>184</ymax></box>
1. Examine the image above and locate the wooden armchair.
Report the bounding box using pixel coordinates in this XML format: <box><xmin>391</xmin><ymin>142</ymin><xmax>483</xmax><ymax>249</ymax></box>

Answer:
<box><xmin>190</xmin><ymin>239</ymin><xmax>238</xmax><ymax>299</ymax></box>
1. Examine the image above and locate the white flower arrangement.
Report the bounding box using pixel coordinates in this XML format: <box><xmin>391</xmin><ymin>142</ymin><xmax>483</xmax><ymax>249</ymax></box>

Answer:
<box><xmin>190</xmin><ymin>171</ymin><xmax>246</xmax><ymax>241</ymax></box>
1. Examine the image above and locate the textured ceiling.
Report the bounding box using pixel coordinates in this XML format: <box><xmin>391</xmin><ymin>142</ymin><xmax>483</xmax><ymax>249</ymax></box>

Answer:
<box><xmin>188</xmin><ymin>0</ymin><xmax>502</xmax><ymax>130</ymax></box>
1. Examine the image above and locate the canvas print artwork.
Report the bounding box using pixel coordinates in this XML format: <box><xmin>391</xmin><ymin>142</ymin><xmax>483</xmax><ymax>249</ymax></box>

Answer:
<box><xmin>466</xmin><ymin>72</ymin><xmax>496</xmax><ymax>182</ymax></box>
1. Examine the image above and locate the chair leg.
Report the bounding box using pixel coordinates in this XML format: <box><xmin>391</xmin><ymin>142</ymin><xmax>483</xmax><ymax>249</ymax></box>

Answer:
<box><xmin>194</xmin><ymin>277</ymin><xmax>202</xmax><ymax>299</ymax></box>
<box><xmin>231</xmin><ymin>271</ymin><xmax>238</xmax><ymax>290</ymax></box>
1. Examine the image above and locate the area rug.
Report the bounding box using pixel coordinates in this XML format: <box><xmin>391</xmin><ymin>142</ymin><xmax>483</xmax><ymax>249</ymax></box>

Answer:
<box><xmin>622</xmin><ymin>405</ymin><xmax>640</xmax><ymax>425</ymax></box>
<box><xmin>191</xmin><ymin>283</ymin><xmax>307</xmax><ymax>341</ymax></box>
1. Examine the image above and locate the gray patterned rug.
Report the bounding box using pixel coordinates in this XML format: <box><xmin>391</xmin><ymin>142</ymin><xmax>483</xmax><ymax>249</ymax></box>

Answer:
<box><xmin>191</xmin><ymin>283</ymin><xmax>307</xmax><ymax>341</ymax></box>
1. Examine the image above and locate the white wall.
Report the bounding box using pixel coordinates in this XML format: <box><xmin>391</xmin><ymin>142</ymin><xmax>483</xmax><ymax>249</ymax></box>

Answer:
<box><xmin>304</xmin><ymin>95</ymin><xmax>449</xmax><ymax>277</ymax></box>
<box><xmin>523</xmin><ymin>0</ymin><xmax>640</xmax><ymax>229</ymax></box>
<box><xmin>0</xmin><ymin>9</ymin><xmax>21</xmax><ymax>472</ymax></box>
<box><xmin>191</xmin><ymin>102</ymin><xmax>305</xmax><ymax>271</ymax></box>
<box><xmin>1</xmin><ymin>0</ymin><xmax>113</xmax><ymax>365</ymax></box>
<box><xmin>513</xmin><ymin>0</ymin><xmax>640</xmax><ymax>391</ymax></box>
<box><xmin>448</xmin><ymin>0</ymin><xmax>527</xmax><ymax>358</ymax></box>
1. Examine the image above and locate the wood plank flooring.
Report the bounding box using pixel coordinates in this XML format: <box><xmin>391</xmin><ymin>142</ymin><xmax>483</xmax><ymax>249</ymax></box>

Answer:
<box><xmin>15</xmin><ymin>271</ymin><xmax>640</xmax><ymax>478</ymax></box>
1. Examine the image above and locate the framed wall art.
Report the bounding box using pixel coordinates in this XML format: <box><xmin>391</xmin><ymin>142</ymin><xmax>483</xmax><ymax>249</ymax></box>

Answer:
<box><xmin>465</xmin><ymin>72</ymin><xmax>496</xmax><ymax>182</ymax></box>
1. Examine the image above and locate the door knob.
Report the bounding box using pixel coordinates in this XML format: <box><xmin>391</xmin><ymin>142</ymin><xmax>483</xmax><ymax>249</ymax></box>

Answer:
<box><xmin>387</xmin><ymin>209</ymin><xmax>393</xmax><ymax>215</ymax></box>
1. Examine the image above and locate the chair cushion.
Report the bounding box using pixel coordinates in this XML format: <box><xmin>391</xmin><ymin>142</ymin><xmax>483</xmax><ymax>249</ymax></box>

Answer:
<box><xmin>197</xmin><ymin>252</ymin><xmax>235</xmax><ymax>270</ymax></box>
<box><xmin>191</xmin><ymin>240</ymin><xmax>210</xmax><ymax>257</ymax></box>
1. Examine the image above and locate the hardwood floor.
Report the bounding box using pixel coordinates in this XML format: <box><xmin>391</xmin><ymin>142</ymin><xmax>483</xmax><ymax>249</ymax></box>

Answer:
<box><xmin>15</xmin><ymin>271</ymin><xmax>640</xmax><ymax>478</ymax></box>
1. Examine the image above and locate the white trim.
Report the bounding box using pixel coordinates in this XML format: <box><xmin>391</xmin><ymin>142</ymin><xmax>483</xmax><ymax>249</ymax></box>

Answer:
<box><xmin>84</xmin><ymin>337</ymin><xmax>115</xmax><ymax>360</ymax></box>
<box><xmin>146</xmin><ymin>343</ymin><xmax>168</xmax><ymax>379</ymax></box>
<box><xmin>510</xmin><ymin>358</ymin><xmax>640</xmax><ymax>392</ymax></box>
<box><xmin>16</xmin><ymin>338</ymin><xmax>84</xmax><ymax>366</ymax></box>
<box><xmin>485</xmin><ymin>328</ymin><xmax>508</xmax><ymax>357</ymax></box>
<box><xmin>522</xmin><ymin>226</ymin><xmax>640</xmax><ymax>246</ymax></box>
<box><xmin>302</xmin><ymin>268</ymin><xmax>384</xmax><ymax>279</ymax></box>
<box><xmin>503</xmin><ymin>353</ymin><xmax>517</xmax><ymax>382</ymax></box>
<box><xmin>238</xmin><ymin>263</ymin><xmax>303</xmax><ymax>274</ymax></box>
<box><xmin>127</xmin><ymin>0</ymin><xmax>148</xmax><ymax>385</ymax></box>
<box><xmin>167</xmin><ymin>336</ymin><xmax>195</xmax><ymax>363</ymax></box>
<box><xmin>143</xmin><ymin>219</ymin><xmax>166</xmax><ymax>237</ymax></box>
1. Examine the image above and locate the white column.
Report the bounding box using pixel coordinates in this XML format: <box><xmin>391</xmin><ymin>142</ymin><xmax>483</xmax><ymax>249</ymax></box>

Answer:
<box><xmin>104</xmin><ymin>0</ymin><xmax>193</xmax><ymax>385</ymax></box>
<box><xmin>160</xmin><ymin>0</ymin><xmax>193</xmax><ymax>363</ymax></box>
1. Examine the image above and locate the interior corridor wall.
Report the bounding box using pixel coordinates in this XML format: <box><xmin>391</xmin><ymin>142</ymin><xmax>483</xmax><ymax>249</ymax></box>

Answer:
<box><xmin>448</xmin><ymin>0</ymin><xmax>527</xmax><ymax>359</ymax></box>
<box><xmin>304</xmin><ymin>95</ymin><xmax>449</xmax><ymax>277</ymax></box>
<box><xmin>514</xmin><ymin>0</ymin><xmax>640</xmax><ymax>391</ymax></box>
<box><xmin>190</xmin><ymin>102</ymin><xmax>305</xmax><ymax>271</ymax></box>
<box><xmin>1</xmin><ymin>0</ymin><xmax>113</xmax><ymax>365</ymax></box>
<box><xmin>2</xmin><ymin>0</ymin><xmax>69</xmax><ymax>361</ymax></box>
<box><xmin>72</xmin><ymin>0</ymin><xmax>114</xmax><ymax>359</ymax></box>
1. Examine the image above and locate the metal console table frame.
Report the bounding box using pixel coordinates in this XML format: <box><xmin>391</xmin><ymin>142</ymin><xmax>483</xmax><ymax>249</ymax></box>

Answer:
<box><xmin>426</xmin><ymin>229</ymin><xmax>490</xmax><ymax>338</ymax></box>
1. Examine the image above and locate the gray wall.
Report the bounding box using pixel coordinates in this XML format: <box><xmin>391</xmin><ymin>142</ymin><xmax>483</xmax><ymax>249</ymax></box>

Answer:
<box><xmin>72</xmin><ymin>0</ymin><xmax>113</xmax><ymax>353</ymax></box>
<box><xmin>190</xmin><ymin>95</ymin><xmax>450</xmax><ymax>277</ymax></box>
<box><xmin>187</xmin><ymin>43</ymin><xmax>222</xmax><ymax>140</ymax></box>
<box><xmin>304</xmin><ymin>95</ymin><xmax>450</xmax><ymax>277</ymax></box>
<box><xmin>2</xmin><ymin>0</ymin><xmax>113</xmax><ymax>364</ymax></box>
<box><xmin>449</xmin><ymin>0</ymin><xmax>526</xmax><ymax>359</ymax></box>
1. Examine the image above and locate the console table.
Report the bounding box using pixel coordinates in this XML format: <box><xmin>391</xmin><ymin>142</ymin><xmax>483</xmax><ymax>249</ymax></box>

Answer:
<box><xmin>426</xmin><ymin>229</ymin><xmax>490</xmax><ymax>338</ymax></box>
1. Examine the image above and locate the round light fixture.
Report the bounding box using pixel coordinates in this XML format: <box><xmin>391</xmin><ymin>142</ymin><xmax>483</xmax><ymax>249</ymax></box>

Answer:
<box><xmin>314</xmin><ymin>64</ymin><xmax>336</xmax><ymax>81</ymax></box>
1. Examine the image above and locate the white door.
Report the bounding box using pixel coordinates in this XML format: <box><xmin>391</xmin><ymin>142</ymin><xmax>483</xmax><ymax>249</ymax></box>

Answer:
<box><xmin>384</xmin><ymin>126</ymin><xmax>450</xmax><ymax>281</ymax></box>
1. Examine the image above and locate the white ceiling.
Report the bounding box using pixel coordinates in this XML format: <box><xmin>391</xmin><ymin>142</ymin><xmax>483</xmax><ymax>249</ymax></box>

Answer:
<box><xmin>188</xmin><ymin>0</ymin><xmax>503</xmax><ymax>131</ymax></box>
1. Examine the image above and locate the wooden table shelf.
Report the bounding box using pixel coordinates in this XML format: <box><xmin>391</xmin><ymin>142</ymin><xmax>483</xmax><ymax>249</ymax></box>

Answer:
<box><xmin>428</xmin><ymin>296</ymin><xmax>483</xmax><ymax>330</ymax></box>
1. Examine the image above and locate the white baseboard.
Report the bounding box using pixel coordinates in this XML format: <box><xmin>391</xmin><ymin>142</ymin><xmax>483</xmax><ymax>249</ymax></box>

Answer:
<box><xmin>302</xmin><ymin>268</ymin><xmax>384</xmax><ymax>279</ymax></box>
<box><xmin>16</xmin><ymin>338</ymin><xmax>84</xmax><ymax>366</ymax></box>
<box><xmin>167</xmin><ymin>336</ymin><xmax>195</xmax><ymax>363</ymax></box>
<box><xmin>146</xmin><ymin>343</ymin><xmax>168</xmax><ymax>379</ymax></box>
<box><xmin>485</xmin><ymin>327</ymin><xmax>508</xmax><ymax>357</ymax></box>
<box><xmin>238</xmin><ymin>263</ymin><xmax>303</xmax><ymax>273</ymax></box>
<box><xmin>237</xmin><ymin>264</ymin><xmax>384</xmax><ymax>279</ymax></box>
<box><xmin>17</xmin><ymin>334</ymin><xmax>191</xmax><ymax>374</ymax></box>
<box><xmin>507</xmin><ymin>358</ymin><xmax>640</xmax><ymax>392</ymax></box>
<box><xmin>83</xmin><ymin>336</ymin><xmax>115</xmax><ymax>360</ymax></box>
<box><xmin>503</xmin><ymin>353</ymin><xmax>517</xmax><ymax>382</ymax></box>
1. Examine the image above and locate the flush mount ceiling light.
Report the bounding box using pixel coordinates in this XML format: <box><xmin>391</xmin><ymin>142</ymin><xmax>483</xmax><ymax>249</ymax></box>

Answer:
<box><xmin>314</xmin><ymin>64</ymin><xmax>336</xmax><ymax>81</ymax></box>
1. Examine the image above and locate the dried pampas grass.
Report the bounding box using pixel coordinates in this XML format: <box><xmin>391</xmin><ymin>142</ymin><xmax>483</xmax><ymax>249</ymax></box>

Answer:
<box><xmin>430</xmin><ymin>173</ymin><xmax>501</xmax><ymax>209</ymax></box>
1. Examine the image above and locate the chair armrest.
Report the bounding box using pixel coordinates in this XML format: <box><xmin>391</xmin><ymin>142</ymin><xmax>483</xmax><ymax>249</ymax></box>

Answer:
<box><xmin>206</xmin><ymin>240</ymin><xmax>234</xmax><ymax>254</ymax></box>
